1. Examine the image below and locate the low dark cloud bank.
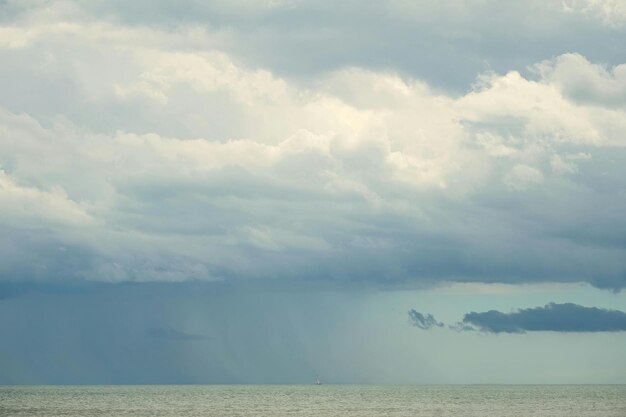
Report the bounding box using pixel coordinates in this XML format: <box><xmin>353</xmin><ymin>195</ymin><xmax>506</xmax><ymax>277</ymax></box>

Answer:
<box><xmin>410</xmin><ymin>303</ymin><xmax>626</xmax><ymax>333</ymax></box>
<box><xmin>408</xmin><ymin>310</ymin><xmax>444</xmax><ymax>330</ymax></box>
<box><xmin>462</xmin><ymin>303</ymin><xmax>626</xmax><ymax>333</ymax></box>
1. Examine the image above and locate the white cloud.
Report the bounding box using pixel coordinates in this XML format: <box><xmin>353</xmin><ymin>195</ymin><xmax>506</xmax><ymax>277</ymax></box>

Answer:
<box><xmin>0</xmin><ymin>168</ymin><xmax>92</xmax><ymax>227</ymax></box>
<box><xmin>533</xmin><ymin>53</ymin><xmax>626</xmax><ymax>107</ymax></box>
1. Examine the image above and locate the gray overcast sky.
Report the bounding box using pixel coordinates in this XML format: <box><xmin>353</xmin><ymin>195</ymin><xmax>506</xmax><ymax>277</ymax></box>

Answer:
<box><xmin>1</xmin><ymin>0</ymin><xmax>626</xmax><ymax>383</ymax></box>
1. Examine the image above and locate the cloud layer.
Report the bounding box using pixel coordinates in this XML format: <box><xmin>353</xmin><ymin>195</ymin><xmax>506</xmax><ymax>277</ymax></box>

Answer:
<box><xmin>25</xmin><ymin>0</ymin><xmax>625</xmax><ymax>92</ymax></box>
<box><xmin>0</xmin><ymin>2</ymin><xmax>625</xmax><ymax>289</ymax></box>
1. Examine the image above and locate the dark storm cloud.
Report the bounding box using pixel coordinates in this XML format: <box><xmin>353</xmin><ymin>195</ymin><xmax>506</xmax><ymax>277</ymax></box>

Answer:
<box><xmin>408</xmin><ymin>310</ymin><xmax>443</xmax><ymax>330</ymax></box>
<box><xmin>461</xmin><ymin>303</ymin><xmax>626</xmax><ymax>333</ymax></box>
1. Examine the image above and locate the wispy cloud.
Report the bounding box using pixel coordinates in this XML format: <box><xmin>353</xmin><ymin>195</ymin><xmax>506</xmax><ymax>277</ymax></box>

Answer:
<box><xmin>408</xmin><ymin>310</ymin><xmax>444</xmax><ymax>330</ymax></box>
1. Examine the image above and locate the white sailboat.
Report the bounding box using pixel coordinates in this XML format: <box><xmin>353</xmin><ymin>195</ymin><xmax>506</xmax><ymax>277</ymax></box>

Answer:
<box><xmin>315</xmin><ymin>375</ymin><xmax>321</xmax><ymax>385</ymax></box>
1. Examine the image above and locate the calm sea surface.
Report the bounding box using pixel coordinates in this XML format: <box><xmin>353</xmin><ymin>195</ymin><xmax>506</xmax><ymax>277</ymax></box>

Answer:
<box><xmin>1</xmin><ymin>385</ymin><xmax>625</xmax><ymax>417</ymax></box>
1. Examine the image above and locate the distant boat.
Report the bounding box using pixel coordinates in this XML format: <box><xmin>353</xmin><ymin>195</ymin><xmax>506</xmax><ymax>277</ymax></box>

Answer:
<box><xmin>315</xmin><ymin>375</ymin><xmax>321</xmax><ymax>385</ymax></box>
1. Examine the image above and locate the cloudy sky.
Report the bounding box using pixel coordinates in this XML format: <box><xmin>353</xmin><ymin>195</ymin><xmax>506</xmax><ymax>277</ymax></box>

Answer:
<box><xmin>1</xmin><ymin>0</ymin><xmax>626</xmax><ymax>384</ymax></box>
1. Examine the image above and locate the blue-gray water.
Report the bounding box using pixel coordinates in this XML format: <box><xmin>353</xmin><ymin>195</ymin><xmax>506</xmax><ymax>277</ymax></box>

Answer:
<box><xmin>1</xmin><ymin>385</ymin><xmax>625</xmax><ymax>416</ymax></box>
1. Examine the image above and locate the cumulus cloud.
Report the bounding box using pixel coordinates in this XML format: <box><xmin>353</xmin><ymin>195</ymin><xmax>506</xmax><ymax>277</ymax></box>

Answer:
<box><xmin>0</xmin><ymin>3</ymin><xmax>625</xmax><ymax>289</ymax></box>
<box><xmin>408</xmin><ymin>310</ymin><xmax>444</xmax><ymax>330</ymax></box>
<box><xmin>0</xmin><ymin>168</ymin><xmax>93</xmax><ymax>228</ymax></box>
<box><xmin>533</xmin><ymin>53</ymin><xmax>626</xmax><ymax>107</ymax></box>
<box><xmin>460</xmin><ymin>303</ymin><xmax>626</xmax><ymax>333</ymax></box>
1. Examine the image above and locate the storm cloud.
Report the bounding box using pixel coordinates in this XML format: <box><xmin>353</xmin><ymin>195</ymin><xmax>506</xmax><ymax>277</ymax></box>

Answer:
<box><xmin>461</xmin><ymin>303</ymin><xmax>626</xmax><ymax>333</ymax></box>
<box><xmin>0</xmin><ymin>1</ymin><xmax>625</xmax><ymax>290</ymax></box>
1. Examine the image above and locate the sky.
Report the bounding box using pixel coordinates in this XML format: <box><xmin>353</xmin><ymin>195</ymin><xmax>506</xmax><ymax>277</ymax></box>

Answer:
<box><xmin>1</xmin><ymin>0</ymin><xmax>626</xmax><ymax>384</ymax></box>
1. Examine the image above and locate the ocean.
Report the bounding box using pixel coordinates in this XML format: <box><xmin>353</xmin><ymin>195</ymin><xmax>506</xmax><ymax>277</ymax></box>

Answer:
<box><xmin>1</xmin><ymin>384</ymin><xmax>625</xmax><ymax>416</ymax></box>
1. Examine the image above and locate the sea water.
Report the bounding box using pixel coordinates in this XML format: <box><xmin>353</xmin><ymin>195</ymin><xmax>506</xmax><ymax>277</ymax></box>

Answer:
<box><xmin>1</xmin><ymin>384</ymin><xmax>625</xmax><ymax>416</ymax></box>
